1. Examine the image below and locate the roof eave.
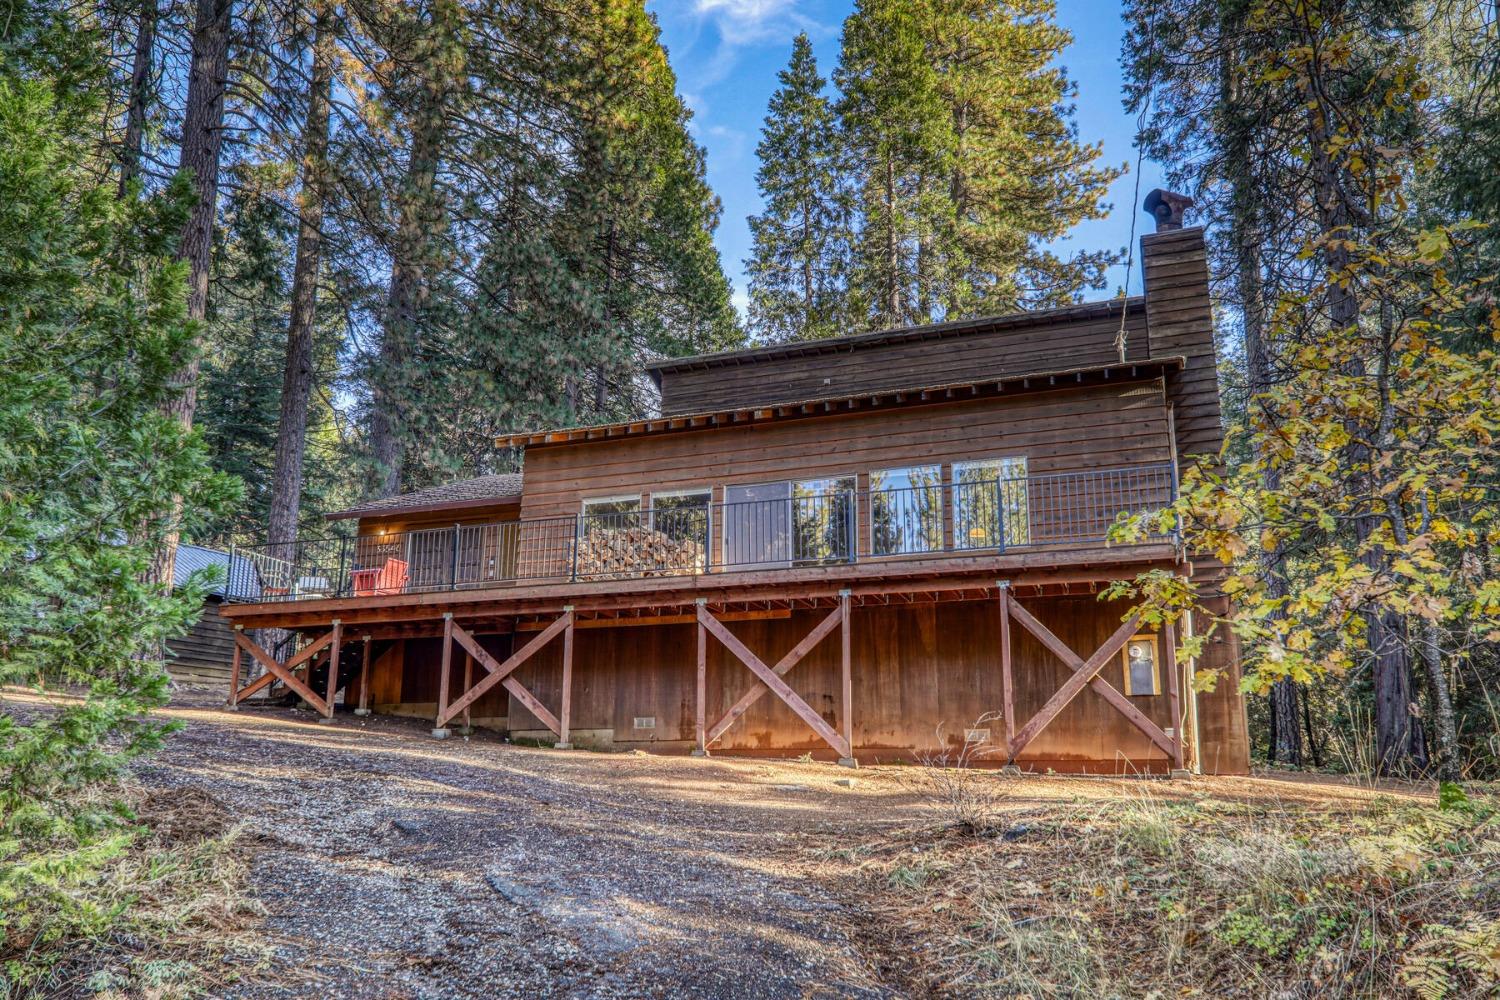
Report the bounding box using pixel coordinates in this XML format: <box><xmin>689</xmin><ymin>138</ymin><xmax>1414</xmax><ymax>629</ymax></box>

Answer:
<box><xmin>498</xmin><ymin>356</ymin><xmax>1182</xmax><ymax>452</ymax></box>
<box><xmin>323</xmin><ymin>495</ymin><xmax>523</xmax><ymax>522</ymax></box>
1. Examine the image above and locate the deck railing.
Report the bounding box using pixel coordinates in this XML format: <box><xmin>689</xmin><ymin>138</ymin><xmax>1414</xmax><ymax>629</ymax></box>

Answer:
<box><xmin>224</xmin><ymin>463</ymin><xmax>1175</xmax><ymax>603</ymax></box>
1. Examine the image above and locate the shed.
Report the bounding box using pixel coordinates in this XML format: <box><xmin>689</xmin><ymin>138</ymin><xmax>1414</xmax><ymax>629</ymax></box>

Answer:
<box><xmin>166</xmin><ymin>544</ymin><xmax>264</xmax><ymax>687</ymax></box>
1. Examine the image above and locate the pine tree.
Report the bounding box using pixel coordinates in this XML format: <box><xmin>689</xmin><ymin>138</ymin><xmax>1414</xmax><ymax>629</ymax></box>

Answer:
<box><xmin>746</xmin><ymin>33</ymin><xmax>857</xmax><ymax>344</ymax></box>
<box><xmin>834</xmin><ymin>0</ymin><xmax>1121</xmax><ymax>328</ymax></box>
<box><xmin>0</xmin><ymin>75</ymin><xmax>236</xmax><ymax>979</ymax></box>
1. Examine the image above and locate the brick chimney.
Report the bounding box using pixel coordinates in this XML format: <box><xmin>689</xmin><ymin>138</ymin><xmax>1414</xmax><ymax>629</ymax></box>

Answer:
<box><xmin>1139</xmin><ymin>189</ymin><xmax>1221</xmax><ymax>463</ymax></box>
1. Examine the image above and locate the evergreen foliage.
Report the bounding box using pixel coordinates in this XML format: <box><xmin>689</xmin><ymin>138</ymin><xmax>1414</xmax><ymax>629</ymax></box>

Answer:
<box><xmin>0</xmin><ymin>75</ymin><xmax>235</xmax><ymax>983</ymax></box>
<box><xmin>746</xmin><ymin>33</ymin><xmax>859</xmax><ymax>344</ymax></box>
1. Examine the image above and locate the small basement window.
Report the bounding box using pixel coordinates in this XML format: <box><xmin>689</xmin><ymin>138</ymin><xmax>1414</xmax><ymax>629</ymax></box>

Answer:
<box><xmin>1121</xmin><ymin>634</ymin><xmax>1161</xmax><ymax>697</ymax></box>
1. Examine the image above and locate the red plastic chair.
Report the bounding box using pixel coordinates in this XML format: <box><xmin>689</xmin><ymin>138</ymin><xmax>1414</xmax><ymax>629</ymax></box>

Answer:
<box><xmin>353</xmin><ymin>557</ymin><xmax>408</xmax><ymax>596</ymax></box>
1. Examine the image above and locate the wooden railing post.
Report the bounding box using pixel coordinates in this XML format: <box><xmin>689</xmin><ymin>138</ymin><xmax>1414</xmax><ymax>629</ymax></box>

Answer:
<box><xmin>318</xmin><ymin>619</ymin><xmax>341</xmax><ymax>722</ymax></box>
<box><xmin>692</xmin><ymin>598</ymin><xmax>708</xmax><ymax>757</ymax></box>
<box><xmin>839</xmin><ymin>590</ymin><xmax>855</xmax><ymax>767</ymax></box>
<box><xmin>433</xmin><ymin>613</ymin><xmax>454</xmax><ymax>738</ymax></box>
<box><xmin>228</xmin><ymin>624</ymin><xmax>243</xmax><ymax>709</ymax></box>
<box><xmin>997</xmin><ymin>581</ymin><xmax>1015</xmax><ymax>756</ymax></box>
<box><xmin>557</xmin><ymin>606</ymin><xmax>575</xmax><ymax>749</ymax></box>
<box><xmin>355</xmin><ymin>634</ymin><xmax>372</xmax><ymax>716</ymax></box>
<box><xmin>1164</xmin><ymin>617</ymin><xmax>1186</xmax><ymax>775</ymax></box>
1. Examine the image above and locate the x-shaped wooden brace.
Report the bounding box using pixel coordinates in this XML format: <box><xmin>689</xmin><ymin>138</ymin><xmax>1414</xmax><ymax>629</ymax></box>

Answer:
<box><xmin>230</xmin><ymin>622</ymin><xmax>341</xmax><ymax>718</ymax></box>
<box><xmin>435</xmin><ymin>613</ymin><xmax>572</xmax><ymax>732</ymax></box>
<box><xmin>1004</xmin><ymin>600</ymin><xmax>1176</xmax><ymax>765</ymax></box>
<box><xmin>697</xmin><ymin>604</ymin><xmax>851</xmax><ymax>759</ymax></box>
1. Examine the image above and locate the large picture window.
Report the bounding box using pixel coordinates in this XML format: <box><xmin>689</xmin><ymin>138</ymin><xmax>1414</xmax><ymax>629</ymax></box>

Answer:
<box><xmin>870</xmin><ymin>465</ymin><xmax>942</xmax><ymax>555</ymax></box>
<box><xmin>953</xmin><ymin>457</ymin><xmax>1029</xmax><ymax>549</ymax></box>
<box><xmin>723</xmin><ymin>477</ymin><xmax>855</xmax><ymax>569</ymax></box>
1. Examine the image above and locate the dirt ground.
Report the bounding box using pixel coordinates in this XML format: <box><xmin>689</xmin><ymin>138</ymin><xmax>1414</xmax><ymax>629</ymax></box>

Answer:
<box><xmin>121</xmin><ymin>690</ymin><xmax>1431</xmax><ymax>1000</ymax></box>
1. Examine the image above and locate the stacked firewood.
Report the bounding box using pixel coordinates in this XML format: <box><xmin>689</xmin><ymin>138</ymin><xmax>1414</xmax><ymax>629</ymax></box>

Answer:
<box><xmin>576</xmin><ymin>527</ymin><xmax>705</xmax><ymax>579</ymax></box>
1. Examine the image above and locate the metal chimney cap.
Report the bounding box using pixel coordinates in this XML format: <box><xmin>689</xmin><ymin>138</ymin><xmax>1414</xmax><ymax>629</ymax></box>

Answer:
<box><xmin>1144</xmin><ymin>189</ymin><xmax>1194</xmax><ymax>231</ymax></box>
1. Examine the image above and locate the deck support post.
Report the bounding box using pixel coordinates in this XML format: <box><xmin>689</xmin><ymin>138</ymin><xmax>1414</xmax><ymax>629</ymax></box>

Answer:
<box><xmin>433</xmin><ymin>613</ymin><xmax>454</xmax><ymax>739</ymax></box>
<box><xmin>692</xmin><ymin>599</ymin><xmax>708</xmax><ymax>757</ymax></box>
<box><xmin>556</xmin><ymin>606</ymin><xmax>575</xmax><ymax>749</ymax></box>
<box><xmin>436</xmin><ymin>613</ymin><xmax>571</xmax><ymax>733</ymax></box>
<box><xmin>838</xmin><ymin>591</ymin><xmax>856</xmax><ymax>768</ymax></box>
<box><xmin>697</xmin><ymin>604</ymin><xmax>851</xmax><ymax>760</ymax></box>
<box><xmin>997</xmin><ymin>581</ymin><xmax>1015</xmax><ymax>754</ymax></box>
<box><xmin>228</xmin><ymin>627</ymin><xmax>335</xmax><ymax>715</ymax></box>
<box><xmin>460</xmin><ymin>650</ymin><xmax>474</xmax><ymax>735</ymax></box>
<box><xmin>227</xmin><ymin>625</ymin><xmax>243</xmax><ymax>710</ymax></box>
<box><xmin>355</xmin><ymin>635</ymin><xmax>372</xmax><ymax>715</ymax></box>
<box><xmin>1004</xmin><ymin>599</ymin><xmax>1172</xmax><ymax>764</ymax></box>
<box><xmin>317</xmin><ymin>620</ymin><xmax>341</xmax><ymax>722</ymax></box>
<box><xmin>1164</xmin><ymin>617</ymin><xmax>1188</xmax><ymax>776</ymax></box>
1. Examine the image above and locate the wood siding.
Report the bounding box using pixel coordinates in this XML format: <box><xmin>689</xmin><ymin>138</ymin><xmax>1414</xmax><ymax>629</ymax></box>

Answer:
<box><xmin>658</xmin><ymin>307</ymin><xmax>1149</xmax><ymax>416</ymax></box>
<box><xmin>355</xmin><ymin>501</ymin><xmax>520</xmax><ymax>538</ymax></box>
<box><xmin>519</xmin><ymin>380</ymin><xmax>1171</xmax><ymax>521</ymax></box>
<box><xmin>166</xmin><ymin>598</ymin><xmax>237</xmax><ymax>686</ymax></box>
<box><xmin>380</xmin><ymin>595</ymin><xmax>1220</xmax><ymax>772</ymax></box>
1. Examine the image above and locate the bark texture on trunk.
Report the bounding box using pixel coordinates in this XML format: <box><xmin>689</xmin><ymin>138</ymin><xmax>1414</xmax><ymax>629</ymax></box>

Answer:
<box><xmin>368</xmin><ymin>67</ymin><xmax>448</xmax><ymax>499</ymax></box>
<box><xmin>119</xmin><ymin>0</ymin><xmax>159</xmax><ymax>196</ymax></box>
<box><xmin>268</xmin><ymin>0</ymin><xmax>336</xmax><ymax>559</ymax></box>
<box><xmin>149</xmin><ymin>0</ymin><xmax>232</xmax><ymax>590</ymax></box>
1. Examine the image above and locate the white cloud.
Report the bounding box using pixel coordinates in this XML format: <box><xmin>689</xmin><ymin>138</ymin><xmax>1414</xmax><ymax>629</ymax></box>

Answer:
<box><xmin>731</xmin><ymin>286</ymin><xmax>750</xmax><ymax>321</ymax></box>
<box><xmin>694</xmin><ymin>0</ymin><xmax>798</xmax><ymax>46</ymax></box>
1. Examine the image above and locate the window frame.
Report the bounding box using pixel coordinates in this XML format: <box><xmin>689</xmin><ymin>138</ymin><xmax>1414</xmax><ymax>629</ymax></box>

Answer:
<box><xmin>578</xmin><ymin>494</ymin><xmax>642</xmax><ymax>534</ymax></box>
<box><xmin>649</xmin><ymin>487</ymin><xmax>713</xmax><ymax>570</ymax></box>
<box><xmin>1120</xmin><ymin>633</ymin><xmax>1162</xmax><ymax>697</ymax></box>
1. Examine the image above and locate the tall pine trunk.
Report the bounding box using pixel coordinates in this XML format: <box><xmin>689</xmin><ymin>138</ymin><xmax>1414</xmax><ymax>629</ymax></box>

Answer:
<box><xmin>149</xmin><ymin>0</ymin><xmax>232</xmax><ymax>589</ymax></box>
<box><xmin>118</xmin><ymin>0</ymin><xmax>158</xmax><ymax>196</ymax></box>
<box><xmin>1221</xmin><ymin>24</ymin><xmax>1301</xmax><ymax>766</ymax></box>
<box><xmin>1304</xmin><ymin>90</ymin><xmax>1424</xmax><ymax>775</ymax></box>
<box><xmin>883</xmin><ymin>156</ymin><xmax>900</xmax><ymax>321</ymax></box>
<box><xmin>268</xmin><ymin>0</ymin><xmax>335</xmax><ymax>559</ymax></box>
<box><xmin>368</xmin><ymin>77</ymin><xmax>446</xmax><ymax>498</ymax></box>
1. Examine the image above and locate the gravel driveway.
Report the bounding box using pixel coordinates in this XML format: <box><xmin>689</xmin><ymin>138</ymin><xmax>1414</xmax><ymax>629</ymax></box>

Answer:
<box><xmin>140</xmin><ymin>696</ymin><xmax>926</xmax><ymax>999</ymax></box>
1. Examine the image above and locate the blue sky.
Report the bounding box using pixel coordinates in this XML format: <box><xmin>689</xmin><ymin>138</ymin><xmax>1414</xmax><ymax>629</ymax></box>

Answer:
<box><xmin>646</xmin><ymin>0</ymin><xmax>1165</xmax><ymax>317</ymax></box>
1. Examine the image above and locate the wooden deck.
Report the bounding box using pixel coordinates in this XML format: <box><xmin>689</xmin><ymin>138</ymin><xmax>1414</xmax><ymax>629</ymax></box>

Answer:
<box><xmin>218</xmin><ymin>541</ymin><xmax>1183</xmax><ymax>634</ymax></box>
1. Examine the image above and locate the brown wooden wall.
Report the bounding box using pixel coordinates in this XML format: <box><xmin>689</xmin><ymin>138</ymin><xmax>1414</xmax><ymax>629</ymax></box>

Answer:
<box><xmin>377</xmin><ymin>595</ymin><xmax>1250</xmax><ymax>772</ymax></box>
<box><xmin>166</xmin><ymin>598</ymin><xmax>238</xmax><ymax>686</ymax></box>
<box><xmin>518</xmin><ymin>379</ymin><xmax>1171</xmax><ymax>521</ymax></box>
<box><xmin>355</xmin><ymin>500</ymin><xmax>520</xmax><ymax>538</ymax></box>
<box><xmin>656</xmin><ymin>305</ymin><xmax>1149</xmax><ymax>416</ymax></box>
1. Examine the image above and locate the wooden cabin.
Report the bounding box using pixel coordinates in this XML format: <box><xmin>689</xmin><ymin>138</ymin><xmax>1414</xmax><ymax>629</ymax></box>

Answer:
<box><xmin>220</xmin><ymin>193</ymin><xmax>1249</xmax><ymax>774</ymax></box>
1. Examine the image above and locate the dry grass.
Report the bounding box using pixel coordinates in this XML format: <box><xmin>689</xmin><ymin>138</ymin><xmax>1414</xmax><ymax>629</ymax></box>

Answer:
<box><xmin>831</xmin><ymin>779</ymin><xmax>1500</xmax><ymax>999</ymax></box>
<box><xmin>3</xmin><ymin>783</ymin><xmax>270</xmax><ymax>1000</ymax></box>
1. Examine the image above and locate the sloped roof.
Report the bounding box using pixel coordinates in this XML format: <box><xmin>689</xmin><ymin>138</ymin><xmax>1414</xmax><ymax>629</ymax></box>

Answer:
<box><xmin>645</xmin><ymin>297</ymin><xmax>1144</xmax><ymax>381</ymax></box>
<box><xmin>324</xmin><ymin>473</ymin><xmax>524</xmax><ymax>521</ymax></box>
<box><xmin>174</xmin><ymin>543</ymin><xmax>262</xmax><ymax>600</ymax></box>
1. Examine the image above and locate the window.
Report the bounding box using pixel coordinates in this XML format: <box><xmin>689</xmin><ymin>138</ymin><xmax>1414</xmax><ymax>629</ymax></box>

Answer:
<box><xmin>580</xmin><ymin>495</ymin><xmax>640</xmax><ymax>535</ymax></box>
<box><xmin>1121</xmin><ymin>634</ymin><xmax>1161</xmax><ymax>697</ymax></box>
<box><xmin>651</xmin><ymin>489</ymin><xmax>711</xmax><ymax>572</ymax></box>
<box><xmin>953</xmin><ymin>457</ymin><xmax>1029</xmax><ymax>549</ymax></box>
<box><xmin>870</xmin><ymin>465</ymin><xmax>942</xmax><ymax>555</ymax></box>
<box><xmin>791</xmin><ymin>477</ymin><xmax>856</xmax><ymax>563</ymax></box>
<box><xmin>722</xmin><ymin>477</ymin><xmax>856</xmax><ymax>569</ymax></box>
